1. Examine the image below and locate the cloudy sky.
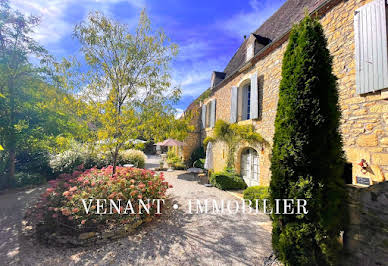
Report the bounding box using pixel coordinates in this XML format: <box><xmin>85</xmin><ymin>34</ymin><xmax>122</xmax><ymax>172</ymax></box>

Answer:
<box><xmin>10</xmin><ymin>0</ymin><xmax>286</xmax><ymax>115</ymax></box>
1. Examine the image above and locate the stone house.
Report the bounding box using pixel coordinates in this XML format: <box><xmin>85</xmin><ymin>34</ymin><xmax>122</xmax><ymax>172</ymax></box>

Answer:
<box><xmin>183</xmin><ymin>0</ymin><xmax>388</xmax><ymax>187</ymax></box>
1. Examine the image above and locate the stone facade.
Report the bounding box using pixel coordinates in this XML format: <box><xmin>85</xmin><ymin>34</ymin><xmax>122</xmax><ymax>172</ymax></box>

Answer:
<box><xmin>183</xmin><ymin>0</ymin><xmax>388</xmax><ymax>187</ymax></box>
<box><xmin>344</xmin><ymin>182</ymin><xmax>388</xmax><ymax>265</ymax></box>
<box><xmin>181</xmin><ymin>101</ymin><xmax>202</xmax><ymax>164</ymax></box>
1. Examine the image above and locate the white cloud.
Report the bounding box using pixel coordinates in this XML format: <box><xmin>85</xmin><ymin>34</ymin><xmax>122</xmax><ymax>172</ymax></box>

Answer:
<box><xmin>175</xmin><ymin>108</ymin><xmax>184</xmax><ymax>119</ymax></box>
<box><xmin>9</xmin><ymin>0</ymin><xmax>146</xmax><ymax>46</ymax></box>
<box><xmin>220</xmin><ymin>0</ymin><xmax>284</xmax><ymax>39</ymax></box>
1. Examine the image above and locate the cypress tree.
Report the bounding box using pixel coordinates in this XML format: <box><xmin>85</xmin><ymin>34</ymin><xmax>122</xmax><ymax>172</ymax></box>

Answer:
<box><xmin>270</xmin><ymin>16</ymin><xmax>347</xmax><ymax>265</ymax></box>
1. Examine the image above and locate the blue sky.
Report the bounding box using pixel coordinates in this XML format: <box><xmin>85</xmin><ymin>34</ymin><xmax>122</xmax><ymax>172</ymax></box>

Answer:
<box><xmin>11</xmin><ymin>0</ymin><xmax>286</xmax><ymax>115</ymax></box>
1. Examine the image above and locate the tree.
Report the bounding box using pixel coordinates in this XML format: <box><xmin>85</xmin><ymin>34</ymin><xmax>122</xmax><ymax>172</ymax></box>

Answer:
<box><xmin>269</xmin><ymin>16</ymin><xmax>347</xmax><ymax>265</ymax></box>
<box><xmin>204</xmin><ymin>120</ymin><xmax>267</xmax><ymax>170</ymax></box>
<box><xmin>0</xmin><ymin>0</ymin><xmax>50</xmax><ymax>183</ymax></box>
<box><xmin>57</xmin><ymin>11</ymin><xmax>182</xmax><ymax>174</ymax></box>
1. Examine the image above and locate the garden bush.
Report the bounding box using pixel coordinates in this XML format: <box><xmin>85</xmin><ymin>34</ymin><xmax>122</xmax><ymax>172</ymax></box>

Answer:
<box><xmin>188</xmin><ymin>146</ymin><xmax>205</xmax><ymax>167</ymax></box>
<box><xmin>14</xmin><ymin>172</ymin><xmax>46</xmax><ymax>187</ymax></box>
<box><xmin>210</xmin><ymin>169</ymin><xmax>247</xmax><ymax>190</ymax></box>
<box><xmin>16</xmin><ymin>149</ymin><xmax>52</xmax><ymax>178</ymax></box>
<box><xmin>118</xmin><ymin>149</ymin><xmax>146</xmax><ymax>168</ymax></box>
<box><xmin>243</xmin><ymin>186</ymin><xmax>269</xmax><ymax>210</ymax></box>
<box><xmin>193</xmin><ymin>159</ymin><xmax>205</xmax><ymax>169</ymax></box>
<box><xmin>166</xmin><ymin>150</ymin><xmax>185</xmax><ymax>170</ymax></box>
<box><xmin>270</xmin><ymin>16</ymin><xmax>346</xmax><ymax>265</ymax></box>
<box><xmin>50</xmin><ymin>145</ymin><xmax>146</xmax><ymax>176</ymax></box>
<box><xmin>28</xmin><ymin>166</ymin><xmax>171</xmax><ymax>239</ymax></box>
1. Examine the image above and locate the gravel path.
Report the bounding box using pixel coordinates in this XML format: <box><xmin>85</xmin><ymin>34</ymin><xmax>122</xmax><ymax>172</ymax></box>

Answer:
<box><xmin>0</xmin><ymin>155</ymin><xmax>273</xmax><ymax>265</ymax></box>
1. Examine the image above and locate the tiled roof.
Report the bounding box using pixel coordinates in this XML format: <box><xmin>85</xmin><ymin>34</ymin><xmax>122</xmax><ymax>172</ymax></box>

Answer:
<box><xmin>223</xmin><ymin>0</ymin><xmax>327</xmax><ymax>77</ymax></box>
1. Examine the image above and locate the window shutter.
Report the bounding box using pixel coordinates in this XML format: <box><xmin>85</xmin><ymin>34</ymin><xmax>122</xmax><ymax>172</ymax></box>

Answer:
<box><xmin>210</xmin><ymin>99</ymin><xmax>216</xmax><ymax>128</ymax></box>
<box><xmin>354</xmin><ymin>0</ymin><xmax>388</xmax><ymax>94</ymax></box>
<box><xmin>201</xmin><ymin>103</ymin><xmax>206</xmax><ymax>128</ymax></box>
<box><xmin>230</xmin><ymin>86</ymin><xmax>238</xmax><ymax>123</ymax></box>
<box><xmin>250</xmin><ymin>72</ymin><xmax>259</xmax><ymax>119</ymax></box>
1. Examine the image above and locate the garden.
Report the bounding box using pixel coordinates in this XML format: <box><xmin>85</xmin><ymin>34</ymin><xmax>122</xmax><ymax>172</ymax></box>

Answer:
<box><xmin>0</xmin><ymin>0</ymin><xmax>355</xmax><ymax>264</ymax></box>
<box><xmin>0</xmin><ymin>0</ymin><xmax>191</xmax><ymax>247</ymax></box>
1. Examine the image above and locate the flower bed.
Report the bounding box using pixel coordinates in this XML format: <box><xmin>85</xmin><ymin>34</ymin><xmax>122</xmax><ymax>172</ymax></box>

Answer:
<box><xmin>26</xmin><ymin>166</ymin><xmax>171</xmax><ymax>246</ymax></box>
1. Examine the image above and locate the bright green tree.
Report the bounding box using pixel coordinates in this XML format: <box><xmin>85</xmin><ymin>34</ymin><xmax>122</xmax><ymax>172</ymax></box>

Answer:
<box><xmin>58</xmin><ymin>11</ymin><xmax>185</xmax><ymax>174</ymax></box>
<box><xmin>269</xmin><ymin>16</ymin><xmax>347</xmax><ymax>265</ymax></box>
<box><xmin>204</xmin><ymin>120</ymin><xmax>266</xmax><ymax>169</ymax></box>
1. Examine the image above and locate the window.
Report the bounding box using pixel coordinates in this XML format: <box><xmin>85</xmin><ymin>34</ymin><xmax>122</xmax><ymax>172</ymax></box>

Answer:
<box><xmin>230</xmin><ymin>72</ymin><xmax>258</xmax><ymax>123</ymax></box>
<box><xmin>247</xmin><ymin>86</ymin><xmax>251</xmax><ymax>120</ymax></box>
<box><xmin>239</xmin><ymin>85</ymin><xmax>251</xmax><ymax>121</ymax></box>
<box><xmin>201</xmin><ymin>99</ymin><xmax>216</xmax><ymax>129</ymax></box>
<box><xmin>246</xmin><ymin>43</ymin><xmax>254</xmax><ymax>61</ymax></box>
<box><xmin>354</xmin><ymin>0</ymin><xmax>388</xmax><ymax>94</ymax></box>
<box><xmin>206</xmin><ymin>103</ymin><xmax>211</xmax><ymax>128</ymax></box>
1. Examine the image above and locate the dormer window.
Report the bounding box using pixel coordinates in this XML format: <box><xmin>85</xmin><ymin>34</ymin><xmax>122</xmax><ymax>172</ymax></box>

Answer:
<box><xmin>210</xmin><ymin>72</ymin><xmax>215</xmax><ymax>88</ymax></box>
<box><xmin>246</xmin><ymin>43</ymin><xmax>254</xmax><ymax>61</ymax></box>
<box><xmin>210</xmin><ymin>71</ymin><xmax>226</xmax><ymax>89</ymax></box>
<box><xmin>245</xmin><ymin>34</ymin><xmax>271</xmax><ymax>62</ymax></box>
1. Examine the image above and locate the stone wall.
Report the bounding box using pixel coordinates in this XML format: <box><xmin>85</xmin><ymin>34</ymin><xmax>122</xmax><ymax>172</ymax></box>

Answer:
<box><xmin>344</xmin><ymin>182</ymin><xmax>388</xmax><ymax>265</ymax></box>
<box><xmin>182</xmin><ymin>101</ymin><xmax>202</xmax><ymax>164</ymax></box>
<box><xmin>185</xmin><ymin>0</ymin><xmax>387</xmax><ymax>187</ymax></box>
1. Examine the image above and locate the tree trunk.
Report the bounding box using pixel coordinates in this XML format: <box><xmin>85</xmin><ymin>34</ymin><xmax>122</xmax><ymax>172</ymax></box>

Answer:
<box><xmin>8</xmin><ymin>148</ymin><xmax>15</xmax><ymax>185</ymax></box>
<box><xmin>112</xmin><ymin>148</ymin><xmax>118</xmax><ymax>176</ymax></box>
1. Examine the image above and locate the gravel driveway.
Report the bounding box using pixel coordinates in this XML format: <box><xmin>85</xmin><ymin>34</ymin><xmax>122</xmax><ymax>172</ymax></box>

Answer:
<box><xmin>0</xmin><ymin>155</ymin><xmax>273</xmax><ymax>265</ymax></box>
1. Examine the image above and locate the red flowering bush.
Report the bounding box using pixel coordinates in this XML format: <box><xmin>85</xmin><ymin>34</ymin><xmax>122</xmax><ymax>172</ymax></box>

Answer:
<box><xmin>28</xmin><ymin>166</ymin><xmax>171</xmax><ymax>237</ymax></box>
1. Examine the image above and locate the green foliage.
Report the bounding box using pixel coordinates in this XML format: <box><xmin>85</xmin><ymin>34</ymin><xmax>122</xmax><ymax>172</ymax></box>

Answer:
<box><xmin>188</xmin><ymin>146</ymin><xmax>205</xmax><ymax>167</ymax></box>
<box><xmin>55</xmin><ymin>10</ymin><xmax>189</xmax><ymax>175</ymax></box>
<box><xmin>193</xmin><ymin>159</ymin><xmax>205</xmax><ymax>169</ymax></box>
<box><xmin>194</xmin><ymin>88</ymin><xmax>211</xmax><ymax>103</ymax></box>
<box><xmin>270</xmin><ymin>16</ymin><xmax>347</xmax><ymax>265</ymax></box>
<box><xmin>209</xmin><ymin>169</ymin><xmax>247</xmax><ymax>190</ymax></box>
<box><xmin>50</xmin><ymin>143</ymin><xmax>147</xmax><ymax>175</ymax></box>
<box><xmin>15</xmin><ymin>149</ymin><xmax>52</xmax><ymax>178</ymax></box>
<box><xmin>0</xmin><ymin>1</ymin><xmax>84</xmax><ymax>187</ymax></box>
<box><xmin>28</xmin><ymin>167</ymin><xmax>170</xmax><ymax>237</ymax></box>
<box><xmin>166</xmin><ymin>150</ymin><xmax>185</xmax><ymax>170</ymax></box>
<box><xmin>205</xmin><ymin>120</ymin><xmax>267</xmax><ymax>169</ymax></box>
<box><xmin>243</xmin><ymin>186</ymin><xmax>269</xmax><ymax>211</ymax></box>
<box><xmin>118</xmin><ymin>149</ymin><xmax>146</xmax><ymax>168</ymax></box>
<box><xmin>13</xmin><ymin>172</ymin><xmax>46</xmax><ymax>188</ymax></box>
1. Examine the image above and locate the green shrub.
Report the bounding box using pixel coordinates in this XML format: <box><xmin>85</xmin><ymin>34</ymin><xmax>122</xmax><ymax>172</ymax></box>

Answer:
<box><xmin>14</xmin><ymin>172</ymin><xmax>46</xmax><ymax>187</ymax></box>
<box><xmin>50</xmin><ymin>144</ymin><xmax>147</xmax><ymax>176</ymax></box>
<box><xmin>210</xmin><ymin>169</ymin><xmax>247</xmax><ymax>190</ymax></box>
<box><xmin>28</xmin><ymin>167</ymin><xmax>171</xmax><ymax>238</ymax></box>
<box><xmin>172</xmin><ymin>162</ymin><xmax>186</xmax><ymax>170</ymax></box>
<box><xmin>193</xmin><ymin>158</ymin><xmax>205</xmax><ymax>169</ymax></box>
<box><xmin>118</xmin><ymin>149</ymin><xmax>146</xmax><ymax>168</ymax></box>
<box><xmin>188</xmin><ymin>146</ymin><xmax>205</xmax><ymax>167</ymax></box>
<box><xmin>270</xmin><ymin>16</ymin><xmax>346</xmax><ymax>265</ymax></box>
<box><xmin>166</xmin><ymin>150</ymin><xmax>185</xmax><ymax>170</ymax></box>
<box><xmin>16</xmin><ymin>149</ymin><xmax>52</xmax><ymax>178</ymax></box>
<box><xmin>243</xmin><ymin>186</ymin><xmax>269</xmax><ymax>210</ymax></box>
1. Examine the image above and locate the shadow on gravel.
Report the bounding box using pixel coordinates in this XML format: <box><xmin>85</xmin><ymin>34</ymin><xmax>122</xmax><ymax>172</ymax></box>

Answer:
<box><xmin>0</xmin><ymin>186</ymin><xmax>46</xmax><ymax>265</ymax></box>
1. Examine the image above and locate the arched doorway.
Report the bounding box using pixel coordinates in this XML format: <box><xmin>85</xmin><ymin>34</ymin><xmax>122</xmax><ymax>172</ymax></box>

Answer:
<box><xmin>240</xmin><ymin>148</ymin><xmax>259</xmax><ymax>186</ymax></box>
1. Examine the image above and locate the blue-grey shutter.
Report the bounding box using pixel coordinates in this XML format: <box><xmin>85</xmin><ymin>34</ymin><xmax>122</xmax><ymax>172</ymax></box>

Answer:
<box><xmin>354</xmin><ymin>0</ymin><xmax>388</xmax><ymax>94</ymax></box>
<box><xmin>230</xmin><ymin>86</ymin><xmax>238</xmax><ymax>123</ymax></box>
<box><xmin>210</xmin><ymin>99</ymin><xmax>216</xmax><ymax>128</ymax></box>
<box><xmin>250</xmin><ymin>72</ymin><xmax>259</xmax><ymax>119</ymax></box>
<box><xmin>201</xmin><ymin>103</ymin><xmax>206</xmax><ymax>128</ymax></box>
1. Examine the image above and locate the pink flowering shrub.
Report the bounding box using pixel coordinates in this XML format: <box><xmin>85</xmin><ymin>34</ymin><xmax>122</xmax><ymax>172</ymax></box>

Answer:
<box><xmin>29</xmin><ymin>166</ymin><xmax>171</xmax><ymax>235</ymax></box>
